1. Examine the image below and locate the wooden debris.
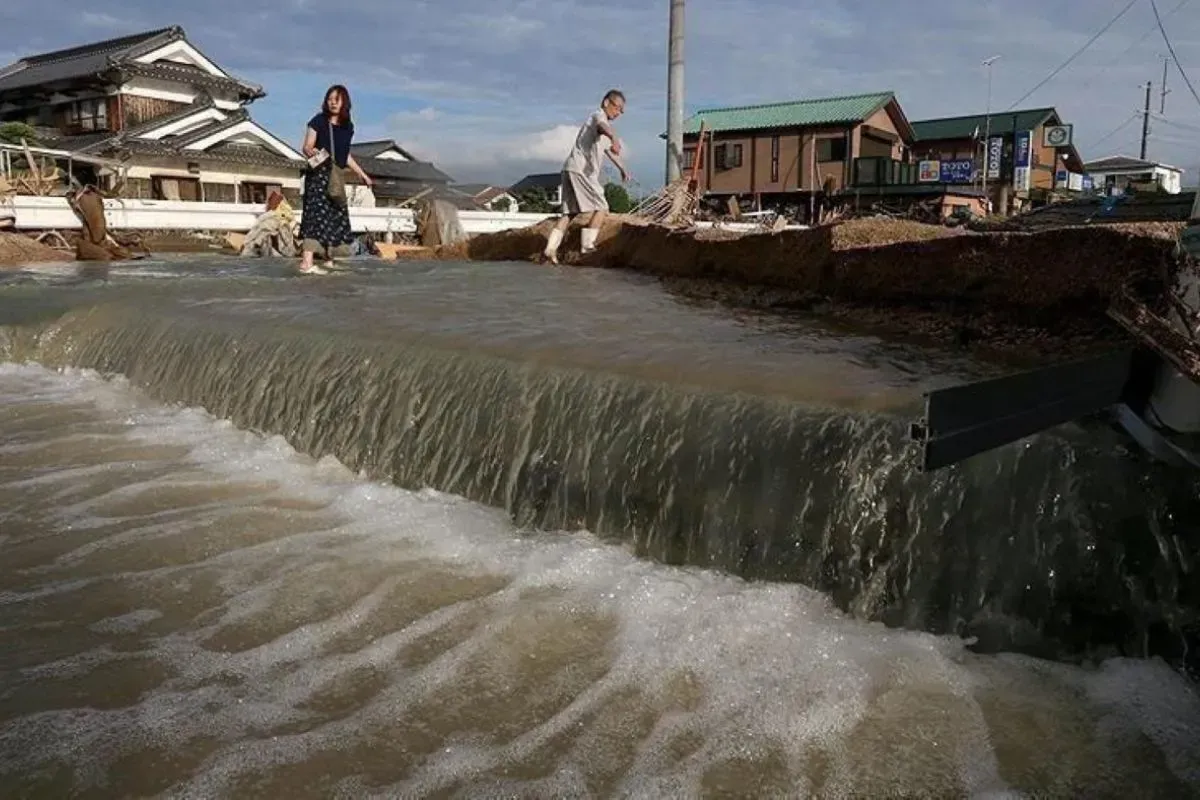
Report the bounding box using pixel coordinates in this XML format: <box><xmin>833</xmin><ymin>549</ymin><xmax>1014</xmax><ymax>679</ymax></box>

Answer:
<box><xmin>34</xmin><ymin>230</ymin><xmax>71</xmax><ymax>250</ymax></box>
<box><xmin>375</xmin><ymin>242</ymin><xmax>429</xmax><ymax>260</ymax></box>
<box><xmin>631</xmin><ymin>122</ymin><xmax>708</xmax><ymax>227</ymax></box>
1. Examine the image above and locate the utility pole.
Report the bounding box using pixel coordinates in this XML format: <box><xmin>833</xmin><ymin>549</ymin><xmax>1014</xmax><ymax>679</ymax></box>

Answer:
<box><xmin>1140</xmin><ymin>80</ymin><xmax>1152</xmax><ymax>160</ymax></box>
<box><xmin>665</xmin><ymin>0</ymin><xmax>685</xmax><ymax>185</ymax></box>
<box><xmin>980</xmin><ymin>55</ymin><xmax>1000</xmax><ymax>203</ymax></box>
<box><xmin>1160</xmin><ymin>55</ymin><xmax>1170</xmax><ymax>115</ymax></box>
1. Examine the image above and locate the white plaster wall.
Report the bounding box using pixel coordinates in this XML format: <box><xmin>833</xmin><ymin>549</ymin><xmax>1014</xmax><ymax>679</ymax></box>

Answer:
<box><xmin>118</xmin><ymin>77</ymin><xmax>242</xmax><ymax>110</ymax></box>
<box><xmin>124</xmin><ymin>159</ymin><xmax>303</xmax><ymax>190</ymax></box>
<box><xmin>134</xmin><ymin>41</ymin><xmax>228</xmax><ymax>77</ymax></box>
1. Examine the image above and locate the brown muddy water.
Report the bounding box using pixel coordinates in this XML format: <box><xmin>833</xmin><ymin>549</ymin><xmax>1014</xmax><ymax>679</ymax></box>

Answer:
<box><xmin>0</xmin><ymin>257</ymin><xmax>1198</xmax><ymax>797</ymax></box>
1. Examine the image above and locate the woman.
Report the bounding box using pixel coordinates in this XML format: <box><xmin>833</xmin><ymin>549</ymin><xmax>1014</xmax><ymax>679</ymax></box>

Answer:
<box><xmin>298</xmin><ymin>84</ymin><xmax>373</xmax><ymax>274</ymax></box>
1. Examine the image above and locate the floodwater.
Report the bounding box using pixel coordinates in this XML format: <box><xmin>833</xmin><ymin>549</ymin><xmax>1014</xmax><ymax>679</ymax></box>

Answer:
<box><xmin>0</xmin><ymin>255</ymin><xmax>994</xmax><ymax>410</ymax></box>
<box><xmin>1</xmin><ymin>257</ymin><xmax>1198</xmax><ymax>797</ymax></box>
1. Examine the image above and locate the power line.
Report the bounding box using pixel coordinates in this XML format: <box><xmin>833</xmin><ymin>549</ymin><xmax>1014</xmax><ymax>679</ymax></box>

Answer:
<box><xmin>1150</xmin><ymin>0</ymin><xmax>1200</xmax><ymax>111</ymax></box>
<box><xmin>1084</xmin><ymin>112</ymin><xmax>1142</xmax><ymax>153</ymax></box>
<box><xmin>1007</xmin><ymin>0</ymin><xmax>1139</xmax><ymax>110</ymax></box>
<box><xmin>1077</xmin><ymin>0</ymin><xmax>1191</xmax><ymax>93</ymax></box>
<box><xmin>1150</xmin><ymin>112</ymin><xmax>1200</xmax><ymax>134</ymax></box>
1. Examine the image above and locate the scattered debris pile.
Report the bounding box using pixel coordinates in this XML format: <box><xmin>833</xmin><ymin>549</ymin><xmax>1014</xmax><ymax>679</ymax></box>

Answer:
<box><xmin>829</xmin><ymin>217</ymin><xmax>962</xmax><ymax>249</ymax></box>
<box><xmin>979</xmin><ymin>191</ymin><xmax>1196</xmax><ymax>233</ymax></box>
<box><xmin>226</xmin><ymin>192</ymin><xmax>299</xmax><ymax>257</ymax></box>
<box><xmin>0</xmin><ymin>231</ymin><xmax>70</xmax><ymax>266</ymax></box>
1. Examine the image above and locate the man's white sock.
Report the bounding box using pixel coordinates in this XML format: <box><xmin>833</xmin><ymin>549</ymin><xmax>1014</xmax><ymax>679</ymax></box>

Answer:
<box><xmin>544</xmin><ymin>228</ymin><xmax>564</xmax><ymax>257</ymax></box>
<box><xmin>581</xmin><ymin>227</ymin><xmax>599</xmax><ymax>251</ymax></box>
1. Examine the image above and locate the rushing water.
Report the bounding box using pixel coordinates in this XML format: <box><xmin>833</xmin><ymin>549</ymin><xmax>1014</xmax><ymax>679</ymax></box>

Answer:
<box><xmin>1</xmin><ymin>257</ymin><xmax>1199</xmax><ymax>795</ymax></box>
<box><xmin>3</xmin><ymin>363</ymin><xmax>1198</xmax><ymax>798</ymax></box>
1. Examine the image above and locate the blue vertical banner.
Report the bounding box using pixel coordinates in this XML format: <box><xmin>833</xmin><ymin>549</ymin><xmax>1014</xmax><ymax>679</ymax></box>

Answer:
<box><xmin>1013</xmin><ymin>130</ymin><xmax>1032</xmax><ymax>191</ymax></box>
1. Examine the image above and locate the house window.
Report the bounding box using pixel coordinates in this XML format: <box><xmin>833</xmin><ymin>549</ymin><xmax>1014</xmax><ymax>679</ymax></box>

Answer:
<box><xmin>151</xmin><ymin>175</ymin><xmax>201</xmax><ymax>202</ymax></box>
<box><xmin>770</xmin><ymin>136</ymin><xmax>780</xmax><ymax>182</ymax></box>
<box><xmin>240</xmin><ymin>182</ymin><xmax>283</xmax><ymax>205</ymax></box>
<box><xmin>65</xmin><ymin>98</ymin><xmax>108</xmax><ymax>133</ymax></box>
<box><xmin>817</xmin><ymin>136</ymin><xmax>848</xmax><ymax>163</ymax></box>
<box><xmin>714</xmin><ymin>143</ymin><xmax>743</xmax><ymax>170</ymax></box>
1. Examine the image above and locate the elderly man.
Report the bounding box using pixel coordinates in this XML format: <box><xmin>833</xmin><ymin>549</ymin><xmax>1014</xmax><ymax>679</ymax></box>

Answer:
<box><xmin>543</xmin><ymin>89</ymin><xmax>631</xmax><ymax>264</ymax></box>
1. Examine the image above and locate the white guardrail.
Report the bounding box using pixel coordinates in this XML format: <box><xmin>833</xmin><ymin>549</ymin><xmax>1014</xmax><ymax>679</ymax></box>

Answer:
<box><xmin>5</xmin><ymin>196</ymin><xmax>554</xmax><ymax>235</ymax></box>
<box><xmin>4</xmin><ymin>196</ymin><xmax>803</xmax><ymax>237</ymax></box>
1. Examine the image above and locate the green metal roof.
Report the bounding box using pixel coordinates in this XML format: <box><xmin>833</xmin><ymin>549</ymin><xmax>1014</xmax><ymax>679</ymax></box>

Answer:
<box><xmin>682</xmin><ymin>91</ymin><xmax>896</xmax><ymax>135</ymax></box>
<box><xmin>910</xmin><ymin>108</ymin><xmax>1057</xmax><ymax>141</ymax></box>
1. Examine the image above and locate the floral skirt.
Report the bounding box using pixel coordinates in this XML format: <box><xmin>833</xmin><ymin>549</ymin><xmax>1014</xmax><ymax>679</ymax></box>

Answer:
<box><xmin>299</xmin><ymin>164</ymin><xmax>352</xmax><ymax>251</ymax></box>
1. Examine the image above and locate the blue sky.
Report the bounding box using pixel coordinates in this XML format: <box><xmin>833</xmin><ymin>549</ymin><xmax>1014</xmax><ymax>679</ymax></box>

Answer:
<box><xmin>2</xmin><ymin>0</ymin><xmax>1199</xmax><ymax>188</ymax></box>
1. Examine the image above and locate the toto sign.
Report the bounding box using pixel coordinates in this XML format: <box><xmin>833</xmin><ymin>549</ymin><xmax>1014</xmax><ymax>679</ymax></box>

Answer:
<box><xmin>986</xmin><ymin>137</ymin><xmax>1003</xmax><ymax>180</ymax></box>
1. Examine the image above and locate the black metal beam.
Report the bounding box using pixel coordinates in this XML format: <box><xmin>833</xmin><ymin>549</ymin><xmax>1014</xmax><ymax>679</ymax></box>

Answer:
<box><xmin>910</xmin><ymin>348</ymin><xmax>1137</xmax><ymax>471</ymax></box>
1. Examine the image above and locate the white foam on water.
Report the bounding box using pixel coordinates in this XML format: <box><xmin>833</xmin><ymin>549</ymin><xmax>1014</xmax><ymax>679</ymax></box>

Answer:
<box><xmin>0</xmin><ymin>361</ymin><xmax>1198</xmax><ymax>798</ymax></box>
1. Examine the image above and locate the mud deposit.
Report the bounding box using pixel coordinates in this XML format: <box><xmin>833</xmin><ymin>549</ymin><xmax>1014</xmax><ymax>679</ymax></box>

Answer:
<box><xmin>454</xmin><ymin>217</ymin><xmax>1180</xmax><ymax>355</ymax></box>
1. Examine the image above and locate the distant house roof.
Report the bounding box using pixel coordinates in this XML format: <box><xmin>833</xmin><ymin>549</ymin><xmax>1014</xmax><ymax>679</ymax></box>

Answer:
<box><xmin>0</xmin><ymin>26</ymin><xmax>263</xmax><ymax>100</ymax></box>
<box><xmin>677</xmin><ymin>91</ymin><xmax>912</xmax><ymax>139</ymax></box>
<box><xmin>370</xmin><ymin>181</ymin><xmax>480</xmax><ymax>209</ymax></box>
<box><xmin>453</xmin><ymin>182</ymin><xmax>491</xmax><ymax>196</ymax></box>
<box><xmin>1084</xmin><ymin>154</ymin><xmax>1183</xmax><ymax>173</ymax></box>
<box><xmin>356</xmin><ymin>155</ymin><xmax>453</xmax><ymax>184</ymax></box>
<box><xmin>511</xmin><ymin>172</ymin><xmax>561</xmax><ymax>192</ymax></box>
<box><xmin>474</xmin><ymin>186</ymin><xmax>512</xmax><ymax>204</ymax></box>
<box><xmin>452</xmin><ymin>183</ymin><xmax>511</xmax><ymax>203</ymax></box>
<box><xmin>910</xmin><ymin>108</ymin><xmax>1058</xmax><ymax>141</ymax></box>
<box><xmin>349</xmin><ymin>140</ymin><xmax>419</xmax><ymax>160</ymax></box>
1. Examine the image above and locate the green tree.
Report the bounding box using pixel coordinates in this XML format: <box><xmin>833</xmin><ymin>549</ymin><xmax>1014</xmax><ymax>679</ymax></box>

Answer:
<box><xmin>514</xmin><ymin>186</ymin><xmax>555</xmax><ymax>213</ymax></box>
<box><xmin>0</xmin><ymin>122</ymin><xmax>39</xmax><ymax>146</ymax></box>
<box><xmin>491</xmin><ymin>195</ymin><xmax>512</xmax><ymax>212</ymax></box>
<box><xmin>604</xmin><ymin>182</ymin><xmax>634</xmax><ymax>213</ymax></box>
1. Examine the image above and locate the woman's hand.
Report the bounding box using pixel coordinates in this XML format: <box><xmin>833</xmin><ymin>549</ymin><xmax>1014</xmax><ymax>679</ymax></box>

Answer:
<box><xmin>346</xmin><ymin>154</ymin><xmax>372</xmax><ymax>187</ymax></box>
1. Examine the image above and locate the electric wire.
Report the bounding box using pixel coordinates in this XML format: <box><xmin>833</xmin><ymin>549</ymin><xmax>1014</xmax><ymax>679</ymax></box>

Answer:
<box><xmin>1150</xmin><ymin>0</ymin><xmax>1200</xmax><ymax>111</ymax></box>
<box><xmin>1007</xmin><ymin>0</ymin><xmax>1140</xmax><ymax>110</ymax></box>
<box><xmin>1076</xmin><ymin>0</ymin><xmax>1190</xmax><ymax>93</ymax></box>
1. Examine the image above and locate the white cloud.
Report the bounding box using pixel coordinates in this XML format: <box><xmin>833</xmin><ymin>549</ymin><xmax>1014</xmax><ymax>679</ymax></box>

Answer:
<box><xmin>509</xmin><ymin>125</ymin><xmax>579</xmax><ymax>162</ymax></box>
<box><xmin>79</xmin><ymin>11</ymin><xmax>130</xmax><ymax>29</ymax></box>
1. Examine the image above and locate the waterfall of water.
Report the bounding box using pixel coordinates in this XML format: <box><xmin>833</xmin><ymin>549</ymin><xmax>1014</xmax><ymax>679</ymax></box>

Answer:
<box><xmin>3</xmin><ymin>297</ymin><xmax>1196</xmax><ymax>673</ymax></box>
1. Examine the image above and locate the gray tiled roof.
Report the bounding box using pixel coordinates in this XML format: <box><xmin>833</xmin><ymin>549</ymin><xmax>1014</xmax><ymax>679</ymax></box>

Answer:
<box><xmin>358</xmin><ymin>155</ymin><xmax>453</xmax><ymax>184</ymax></box>
<box><xmin>118</xmin><ymin>61</ymin><xmax>263</xmax><ymax>99</ymax></box>
<box><xmin>169</xmin><ymin>108</ymin><xmax>250</xmax><ymax>147</ymax></box>
<box><xmin>0</xmin><ymin>26</ymin><xmax>262</xmax><ymax>101</ymax></box>
<box><xmin>35</xmin><ymin>130</ymin><xmax>115</xmax><ymax>151</ymax></box>
<box><xmin>37</xmin><ymin>99</ymin><xmax>220</xmax><ymax>155</ymax></box>
<box><xmin>1083</xmin><ymin>155</ymin><xmax>1174</xmax><ymax>172</ymax></box>
<box><xmin>350</xmin><ymin>139</ymin><xmax>418</xmax><ymax>160</ymax></box>
<box><xmin>116</xmin><ymin>138</ymin><xmax>300</xmax><ymax>170</ymax></box>
<box><xmin>36</xmin><ymin>100</ymin><xmax>300</xmax><ymax>171</ymax></box>
<box><xmin>511</xmin><ymin>172</ymin><xmax>561</xmax><ymax>192</ymax></box>
<box><xmin>0</xmin><ymin>27</ymin><xmax>178</xmax><ymax>93</ymax></box>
